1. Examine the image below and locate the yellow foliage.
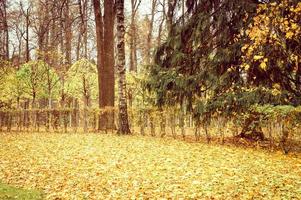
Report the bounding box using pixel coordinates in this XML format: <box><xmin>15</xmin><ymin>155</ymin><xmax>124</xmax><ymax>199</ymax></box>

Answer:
<box><xmin>0</xmin><ymin>133</ymin><xmax>300</xmax><ymax>199</ymax></box>
<box><xmin>241</xmin><ymin>0</ymin><xmax>300</xmax><ymax>72</ymax></box>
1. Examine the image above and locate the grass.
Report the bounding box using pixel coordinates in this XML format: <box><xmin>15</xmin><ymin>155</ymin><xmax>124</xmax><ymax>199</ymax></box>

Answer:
<box><xmin>0</xmin><ymin>182</ymin><xmax>43</xmax><ymax>200</ymax></box>
<box><xmin>0</xmin><ymin>133</ymin><xmax>300</xmax><ymax>199</ymax></box>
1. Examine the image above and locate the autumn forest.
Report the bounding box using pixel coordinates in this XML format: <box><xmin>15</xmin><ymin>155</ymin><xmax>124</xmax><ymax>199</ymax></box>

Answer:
<box><xmin>0</xmin><ymin>0</ymin><xmax>300</xmax><ymax>199</ymax></box>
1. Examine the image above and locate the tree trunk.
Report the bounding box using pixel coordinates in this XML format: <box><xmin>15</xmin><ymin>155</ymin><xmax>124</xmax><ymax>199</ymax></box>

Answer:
<box><xmin>238</xmin><ymin>113</ymin><xmax>265</xmax><ymax>141</ymax></box>
<box><xmin>83</xmin><ymin>77</ymin><xmax>89</xmax><ymax>133</ymax></box>
<box><xmin>25</xmin><ymin>6</ymin><xmax>30</xmax><ymax>62</ymax></box>
<box><xmin>128</xmin><ymin>0</ymin><xmax>140</xmax><ymax>107</ymax></box>
<box><xmin>129</xmin><ymin>0</ymin><xmax>140</xmax><ymax>72</ymax></box>
<box><xmin>103</xmin><ymin>0</ymin><xmax>116</xmax><ymax>130</ymax></box>
<box><xmin>93</xmin><ymin>0</ymin><xmax>105</xmax><ymax>131</ymax></box>
<box><xmin>77</xmin><ymin>0</ymin><xmax>88</xmax><ymax>59</ymax></box>
<box><xmin>194</xmin><ymin>122</ymin><xmax>200</xmax><ymax>141</ymax></box>
<box><xmin>46</xmin><ymin>90</ymin><xmax>52</xmax><ymax>131</ymax></box>
<box><xmin>157</xmin><ymin>0</ymin><xmax>166</xmax><ymax>46</ymax></box>
<box><xmin>146</xmin><ymin>0</ymin><xmax>157</xmax><ymax>64</ymax></box>
<box><xmin>64</xmin><ymin>0</ymin><xmax>72</xmax><ymax>65</ymax></box>
<box><xmin>116</xmin><ymin>0</ymin><xmax>131</xmax><ymax>135</ymax></box>
<box><xmin>167</xmin><ymin>0</ymin><xmax>177</xmax><ymax>35</ymax></box>
<box><xmin>0</xmin><ymin>0</ymin><xmax>9</xmax><ymax>60</ymax></box>
<box><xmin>93</xmin><ymin>0</ymin><xmax>115</xmax><ymax>131</ymax></box>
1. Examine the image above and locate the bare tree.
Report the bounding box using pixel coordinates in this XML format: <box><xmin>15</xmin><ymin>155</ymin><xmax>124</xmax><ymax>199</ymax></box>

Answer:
<box><xmin>0</xmin><ymin>0</ymin><xmax>9</xmax><ymax>60</ymax></box>
<box><xmin>145</xmin><ymin>0</ymin><xmax>157</xmax><ymax>64</ymax></box>
<box><xmin>157</xmin><ymin>0</ymin><xmax>166</xmax><ymax>46</ymax></box>
<box><xmin>77</xmin><ymin>0</ymin><xmax>89</xmax><ymax>59</ymax></box>
<box><xmin>20</xmin><ymin>2</ymin><xmax>32</xmax><ymax>62</ymax></box>
<box><xmin>166</xmin><ymin>0</ymin><xmax>177</xmax><ymax>34</ymax></box>
<box><xmin>129</xmin><ymin>0</ymin><xmax>141</xmax><ymax>72</ymax></box>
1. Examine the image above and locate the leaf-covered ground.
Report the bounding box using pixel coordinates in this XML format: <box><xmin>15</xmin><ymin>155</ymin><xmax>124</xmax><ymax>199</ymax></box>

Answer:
<box><xmin>0</xmin><ymin>133</ymin><xmax>300</xmax><ymax>199</ymax></box>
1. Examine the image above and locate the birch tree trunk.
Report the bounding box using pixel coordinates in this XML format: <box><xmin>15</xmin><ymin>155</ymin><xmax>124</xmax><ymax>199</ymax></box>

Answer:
<box><xmin>116</xmin><ymin>0</ymin><xmax>131</xmax><ymax>135</ymax></box>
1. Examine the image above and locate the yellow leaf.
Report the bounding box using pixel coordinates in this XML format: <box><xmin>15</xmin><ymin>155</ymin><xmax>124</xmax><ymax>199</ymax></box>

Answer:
<box><xmin>241</xmin><ymin>63</ymin><xmax>250</xmax><ymax>70</ymax></box>
<box><xmin>291</xmin><ymin>23</ymin><xmax>298</xmax><ymax>30</ymax></box>
<box><xmin>253</xmin><ymin>55</ymin><xmax>263</xmax><ymax>60</ymax></box>
<box><xmin>285</xmin><ymin>31</ymin><xmax>294</xmax><ymax>39</ymax></box>
<box><xmin>260</xmin><ymin>62</ymin><xmax>267</xmax><ymax>70</ymax></box>
<box><xmin>273</xmin><ymin>83</ymin><xmax>280</xmax><ymax>90</ymax></box>
<box><xmin>241</xmin><ymin>45</ymin><xmax>248</xmax><ymax>52</ymax></box>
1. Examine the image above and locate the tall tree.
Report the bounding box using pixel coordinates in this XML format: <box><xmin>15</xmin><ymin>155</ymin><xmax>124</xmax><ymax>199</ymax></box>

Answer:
<box><xmin>103</xmin><ymin>0</ymin><xmax>115</xmax><ymax>129</ymax></box>
<box><xmin>166</xmin><ymin>0</ymin><xmax>177</xmax><ymax>34</ymax></box>
<box><xmin>129</xmin><ymin>0</ymin><xmax>141</xmax><ymax>72</ymax></box>
<box><xmin>146</xmin><ymin>0</ymin><xmax>157</xmax><ymax>64</ymax></box>
<box><xmin>35</xmin><ymin>0</ymin><xmax>49</xmax><ymax>53</ymax></box>
<box><xmin>20</xmin><ymin>2</ymin><xmax>32</xmax><ymax>62</ymax></box>
<box><xmin>157</xmin><ymin>0</ymin><xmax>166</xmax><ymax>46</ymax></box>
<box><xmin>77</xmin><ymin>0</ymin><xmax>89</xmax><ymax>59</ymax></box>
<box><xmin>93</xmin><ymin>0</ymin><xmax>115</xmax><ymax>130</ymax></box>
<box><xmin>116</xmin><ymin>0</ymin><xmax>131</xmax><ymax>134</ymax></box>
<box><xmin>0</xmin><ymin>0</ymin><xmax>9</xmax><ymax>60</ymax></box>
<box><xmin>93</xmin><ymin>0</ymin><xmax>105</xmax><ymax>130</ymax></box>
<box><xmin>64</xmin><ymin>0</ymin><xmax>72</xmax><ymax>65</ymax></box>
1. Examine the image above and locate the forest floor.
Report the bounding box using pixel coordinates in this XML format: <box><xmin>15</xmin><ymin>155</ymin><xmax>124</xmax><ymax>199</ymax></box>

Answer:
<box><xmin>0</xmin><ymin>133</ymin><xmax>300</xmax><ymax>199</ymax></box>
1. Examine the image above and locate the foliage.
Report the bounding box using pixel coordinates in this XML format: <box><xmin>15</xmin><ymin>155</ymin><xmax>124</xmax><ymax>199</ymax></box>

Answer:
<box><xmin>148</xmin><ymin>0</ymin><xmax>258</xmax><ymax>105</ymax></box>
<box><xmin>0</xmin><ymin>60</ymin><xmax>18</xmax><ymax>106</ymax></box>
<box><xmin>241</xmin><ymin>0</ymin><xmax>301</xmax><ymax>102</ymax></box>
<box><xmin>65</xmin><ymin>59</ymin><xmax>98</xmax><ymax>102</ymax></box>
<box><xmin>0</xmin><ymin>133</ymin><xmax>300</xmax><ymax>199</ymax></box>
<box><xmin>0</xmin><ymin>63</ymin><xmax>19</xmax><ymax>103</ymax></box>
<box><xmin>126</xmin><ymin>71</ymin><xmax>156</xmax><ymax>109</ymax></box>
<box><xmin>16</xmin><ymin>60</ymin><xmax>54</xmax><ymax>103</ymax></box>
<box><xmin>39</xmin><ymin>61</ymin><xmax>61</xmax><ymax>100</ymax></box>
<box><xmin>0</xmin><ymin>58</ymin><xmax>100</xmax><ymax>109</ymax></box>
<box><xmin>0</xmin><ymin>59</ymin><xmax>62</xmax><ymax>109</ymax></box>
<box><xmin>252</xmin><ymin>104</ymin><xmax>301</xmax><ymax>130</ymax></box>
<box><xmin>147</xmin><ymin>0</ymin><xmax>301</xmax><ymax>131</ymax></box>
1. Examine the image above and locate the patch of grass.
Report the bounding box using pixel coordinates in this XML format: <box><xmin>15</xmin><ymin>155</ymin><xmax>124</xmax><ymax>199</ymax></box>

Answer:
<box><xmin>0</xmin><ymin>133</ymin><xmax>300</xmax><ymax>199</ymax></box>
<box><xmin>0</xmin><ymin>182</ymin><xmax>43</xmax><ymax>200</ymax></box>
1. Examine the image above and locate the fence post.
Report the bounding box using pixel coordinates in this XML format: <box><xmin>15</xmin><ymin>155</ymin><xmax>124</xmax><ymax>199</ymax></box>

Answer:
<box><xmin>150</xmin><ymin>110</ymin><xmax>156</xmax><ymax>137</ymax></box>
<box><xmin>160</xmin><ymin>109</ymin><xmax>166</xmax><ymax>137</ymax></box>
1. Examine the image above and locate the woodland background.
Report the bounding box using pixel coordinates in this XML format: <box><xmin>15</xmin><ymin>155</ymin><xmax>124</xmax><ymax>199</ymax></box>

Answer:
<box><xmin>0</xmin><ymin>0</ymin><xmax>301</xmax><ymax>153</ymax></box>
